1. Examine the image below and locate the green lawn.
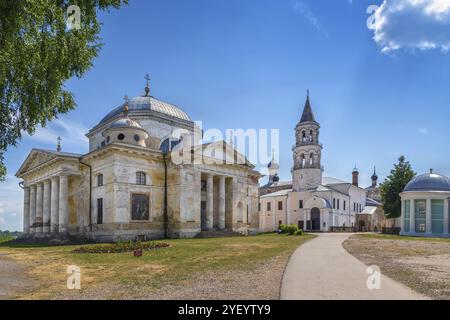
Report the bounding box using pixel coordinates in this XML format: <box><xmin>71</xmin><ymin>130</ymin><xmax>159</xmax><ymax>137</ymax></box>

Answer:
<box><xmin>0</xmin><ymin>233</ymin><xmax>314</xmax><ymax>299</ymax></box>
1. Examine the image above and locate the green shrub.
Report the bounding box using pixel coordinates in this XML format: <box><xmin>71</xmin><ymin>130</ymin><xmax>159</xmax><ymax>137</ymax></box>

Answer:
<box><xmin>286</xmin><ymin>224</ymin><xmax>299</xmax><ymax>235</ymax></box>
<box><xmin>279</xmin><ymin>224</ymin><xmax>289</xmax><ymax>234</ymax></box>
<box><xmin>295</xmin><ymin>229</ymin><xmax>303</xmax><ymax>236</ymax></box>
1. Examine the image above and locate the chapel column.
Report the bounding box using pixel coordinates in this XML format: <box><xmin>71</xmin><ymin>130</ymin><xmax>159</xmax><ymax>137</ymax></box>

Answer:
<box><xmin>218</xmin><ymin>176</ymin><xmax>226</xmax><ymax>230</ymax></box>
<box><xmin>43</xmin><ymin>179</ymin><xmax>51</xmax><ymax>234</ymax></box>
<box><xmin>23</xmin><ymin>187</ymin><xmax>30</xmax><ymax>234</ymax></box>
<box><xmin>426</xmin><ymin>198</ymin><xmax>432</xmax><ymax>234</ymax></box>
<box><xmin>444</xmin><ymin>199</ymin><xmax>449</xmax><ymax>235</ymax></box>
<box><xmin>35</xmin><ymin>182</ymin><xmax>43</xmax><ymax>234</ymax></box>
<box><xmin>50</xmin><ymin>176</ymin><xmax>60</xmax><ymax>233</ymax></box>
<box><xmin>409</xmin><ymin>199</ymin><xmax>415</xmax><ymax>233</ymax></box>
<box><xmin>59</xmin><ymin>175</ymin><xmax>69</xmax><ymax>234</ymax></box>
<box><xmin>206</xmin><ymin>174</ymin><xmax>214</xmax><ymax>230</ymax></box>
<box><xmin>29</xmin><ymin>185</ymin><xmax>37</xmax><ymax>234</ymax></box>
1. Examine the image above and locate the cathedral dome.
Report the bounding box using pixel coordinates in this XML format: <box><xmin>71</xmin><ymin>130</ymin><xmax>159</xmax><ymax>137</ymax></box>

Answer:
<box><xmin>404</xmin><ymin>172</ymin><xmax>450</xmax><ymax>192</ymax></box>
<box><xmin>100</xmin><ymin>95</ymin><xmax>191</xmax><ymax>125</ymax></box>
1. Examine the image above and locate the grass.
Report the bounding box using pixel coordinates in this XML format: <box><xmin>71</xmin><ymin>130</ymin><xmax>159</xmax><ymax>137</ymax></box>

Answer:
<box><xmin>356</xmin><ymin>233</ymin><xmax>450</xmax><ymax>243</ymax></box>
<box><xmin>0</xmin><ymin>233</ymin><xmax>314</xmax><ymax>299</ymax></box>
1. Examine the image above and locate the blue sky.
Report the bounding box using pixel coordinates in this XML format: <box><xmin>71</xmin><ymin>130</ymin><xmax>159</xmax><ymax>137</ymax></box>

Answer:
<box><xmin>2</xmin><ymin>0</ymin><xmax>450</xmax><ymax>230</ymax></box>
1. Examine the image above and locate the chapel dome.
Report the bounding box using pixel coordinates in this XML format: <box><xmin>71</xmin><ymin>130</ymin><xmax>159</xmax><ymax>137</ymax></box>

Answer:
<box><xmin>100</xmin><ymin>95</ymin><xmax>190</xmax><ymax>125</ymax></box>
<box><xmin>404</xmin><ymin>172</ymin><xmax>450</xmax><ymax>192</ymax></box>
<box><xmin>109</xmin><ymin>118</ymin><xmax>142</xmax><ymax>129</ymax></box>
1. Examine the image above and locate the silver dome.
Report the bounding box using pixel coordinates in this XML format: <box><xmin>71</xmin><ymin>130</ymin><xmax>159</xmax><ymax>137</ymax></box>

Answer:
<box><xmin>100</xmin><ymin>96</ymin><xmax>190</xmax><ymax>125</ymax></box>
<box><xmin>109</xmin><ymin>118</ymin><xmax>142</xmax><ymax>129</ymax></box>
<box><xmin>404</xmin><ymin>173</ymin><xmax>450</xmax><ymax>192</ymax></box>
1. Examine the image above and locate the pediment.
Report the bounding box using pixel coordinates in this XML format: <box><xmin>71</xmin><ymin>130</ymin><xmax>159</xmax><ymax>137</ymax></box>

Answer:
<box><xmin>15</xmin><ymin>149</ymin><xmax>80</xmax><ymax>177</ymax></box>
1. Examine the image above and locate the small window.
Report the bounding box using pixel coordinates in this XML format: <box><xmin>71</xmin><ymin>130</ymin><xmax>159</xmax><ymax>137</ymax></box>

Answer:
<box><xmin>344</xmin><ymin>201</ymin><xmax>346</xmax><ymax>211</ymax></box>
<box><xmin>278</xmin><ymin>201</ymin><xmax>283</xmax><ymax>210</ymax></box>
<box><xmin>97</xmin><ymin>174</ymin><xmax>103</xmax><ymax>187</ymax></box>
<box><xmin>333</xmin><ymin>198</ymin><xmax>336</xmax><ymax>209</ymax></box>
<box><xmin>267</xmin><ymin>202</ymin><xmax>272</xmax><ymax>212</ymax></box>
<box><xmin>136</xmin><ymin>172</ymin><xmax>146</xmax><ymax>185</ymax></box>
<box><xmin>258</xmin><ymin>203</ymin><xmax>261</xmax><ymax>212</ymax></box>
<box><xmin>118</xmin><ymin>133</ymin><xmax>125</xmax><ymax>141</ymax></box>
<box><xmin>299</xmin><ymin>200</ymin><xmax>304</xmax><ymax>209</ymax></box>
<box><xmin>106</xmin><ymin>136</ymin><xmax>110</xmax><ymax>143</ymax></box>
<box><xmin>134</xmin><ymin>134</ymin><xmax>140</xmax><ymax>142</ymax></box>
<box><xmin>97</xmin><ymin>198</ymin><xmax>103</xmax><ymax>225</ymax></box>
<box><xmin>337</xmin><ymin>199</ymin><xmax>340</xmax><ymax>210</ymax></box>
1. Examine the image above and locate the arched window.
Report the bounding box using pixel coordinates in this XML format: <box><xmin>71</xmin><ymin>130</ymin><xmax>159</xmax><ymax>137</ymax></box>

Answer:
<box><xmin>301</xmin><ymin>154</ymin><xmax>306</xmax><ymax>168</ymax></box>
<box><xmin>97</xmin><ymin>174</ymin><xmax>103</xmax><ymax>187</ymax></box>
<box><xmin>309</xmin><ymin>130</ymin><xmax>314</xmax><ymax>142</ymax></box>
<box><xmin>310</xmin><ymin>153</ymin><xmax>314</xmax><ymax>166</ymax></box>
<box><xmin>136</xmin><ymin>172</ymin><xmax>146</xmax><ymax>185</ymax></box>
<box><xmin>302</xmin><ymin>131</ymin><xmax>306</xmax><ymax>143</ymax></box>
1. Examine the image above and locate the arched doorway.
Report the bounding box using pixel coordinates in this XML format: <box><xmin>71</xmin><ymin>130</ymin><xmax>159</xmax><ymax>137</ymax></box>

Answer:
<box><xmin>311</xmin><ymin>207</ymin><xmax>321</xmax><ymax>231</ymax></box>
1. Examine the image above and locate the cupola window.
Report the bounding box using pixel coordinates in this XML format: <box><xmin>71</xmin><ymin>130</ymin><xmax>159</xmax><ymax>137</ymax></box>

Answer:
<box><xmin>118</xmin><ymin>133</ymin><xmax>125</xmax><ymax>141</ymax></box>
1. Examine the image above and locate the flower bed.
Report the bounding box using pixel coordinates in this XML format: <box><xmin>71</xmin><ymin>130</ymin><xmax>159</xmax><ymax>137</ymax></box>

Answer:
<box><xmin>73</xmin><ymin>241</ymin><xmax>170</xmax><ymax>254</ymax></box>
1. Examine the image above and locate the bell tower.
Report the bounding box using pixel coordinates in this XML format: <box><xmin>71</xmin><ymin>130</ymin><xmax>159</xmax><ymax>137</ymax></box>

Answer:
<box><xmin>292</xmin><ymin>91</ymin><xmax>323</xmax><ymax>191</ymax></box>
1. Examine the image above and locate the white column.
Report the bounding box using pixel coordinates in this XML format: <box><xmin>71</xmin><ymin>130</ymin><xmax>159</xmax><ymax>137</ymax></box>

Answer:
<box><xmin>58</xmin><ymin>175</ymin><xmax>69</xmax><ymax>233</ymax></box>
<box><xmin>43</xmin><ymin>180</ymin><xmax>51</xmax><ymax>234</ymax></box>
<box><xmin>410</xmin><ymin>199</ymin><xmax>415</xmax><ymax>233</ymax></box>
<box><xmin>206</xmin><ymin>174</ymin><xmax>214</xmax><ymax>230</ymax></box>
<box><xmin>50</xmin><ymin>176</ymin><xmax>60</xmax><ymax>233</ymax></box>
<box><xmin>400</xmin><ymin>200</ymin><xmax>405</xmax><ymax>232</ymax></box>
<box><xmin>35</xmin><ymin>182</ymin><xmax>43</xmax><ymax>234</ymax></box>
<box><xmin>444</xmin><ymin>199</ymin><xmax>449</xmax><ymax>235</ymax></box>
<box><xmin>218</xmin><ymin>176</ymin><xmax>226</xmax><ymax>230</ymax></box>
<box><xmin>426</xmin><ymin>198</ymin><xmax>432</xmax><ymax>234</ymax></box>
<box><xmin>29</xmin><ymin>185</ymin><xmax>36</xmax><ymax>234</ymax></box>
<box><xmin>23</xmin><ymin>187</ymin><xmax>30</xmax><ymax>234</ymax></box>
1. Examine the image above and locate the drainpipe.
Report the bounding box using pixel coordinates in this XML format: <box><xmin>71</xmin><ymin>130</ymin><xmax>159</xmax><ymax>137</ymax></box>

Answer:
<box><xmin>162</xmin><ymin>153</ymin><xmax>169</xmax><ymax>238</ymax></box>
<box><xmin>79</xmin><ymin>159</ymin><xmax>93</xmax><ymax>232</ymax></box>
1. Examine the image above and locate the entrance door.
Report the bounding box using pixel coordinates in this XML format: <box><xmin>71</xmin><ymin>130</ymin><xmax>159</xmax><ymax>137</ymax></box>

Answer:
<box><xmin>311</xmin><ymin>207</ymin><xmax>321</xmax><ymax>231</ymax></box>
<box><xmin>200</xmin><ymin>201</ymin><xmax>207</xmax><ymax>231</ymax></box>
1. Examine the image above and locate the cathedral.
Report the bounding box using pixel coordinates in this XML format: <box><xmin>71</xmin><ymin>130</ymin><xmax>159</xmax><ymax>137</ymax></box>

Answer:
<box><xmin>16</xmin><ymin>79</ymin><xmax>261</xmax><ymax>241</ymax></box>
<box><xmin>259</xmin><ymin>93</ymin><xmax>370</xmax><ymax>232</ymax></box>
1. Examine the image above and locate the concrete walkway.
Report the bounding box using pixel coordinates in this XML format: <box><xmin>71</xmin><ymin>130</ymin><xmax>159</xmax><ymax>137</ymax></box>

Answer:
<box><xmin>281</xmin><ymin>233</ymin><xmax>427</xmax><ymax>300</ymax></box>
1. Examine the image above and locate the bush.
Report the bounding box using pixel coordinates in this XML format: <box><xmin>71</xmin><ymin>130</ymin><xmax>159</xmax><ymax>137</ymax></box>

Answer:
<box><xmin>286</xmin><ymin>224</ymin><xmax>299</xmax><ymax>235</ymax></box>
<box><xmin>295</xmin><ymin>229</ymin><xmax>303</xmax><ymax>236</ymax></box>
<box><xmin>278</xmin><ymin>224</ymin><xmax>289</xmax><ymax>234</ymax></box>
<box><xmin>73</xmin><ymin>240</ymin><xmax>170</xmax><ymax>254</ymax></box>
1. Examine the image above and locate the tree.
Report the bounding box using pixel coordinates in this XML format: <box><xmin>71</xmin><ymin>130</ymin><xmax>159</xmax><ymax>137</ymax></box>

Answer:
<box><xmin>380</xmin><ymin>156</ymin><xmax>416</xmax><ymax>220</ymax></box>
<box><xmin>0</xmin><ymin>0</ymin><xmax>128</xmax><ymax>181</ymax></box>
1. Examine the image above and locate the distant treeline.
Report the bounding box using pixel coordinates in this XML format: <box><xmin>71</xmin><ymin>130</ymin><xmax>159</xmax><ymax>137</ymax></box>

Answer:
<box><xmin>0</xmin><ymin>230</ymin><xmax>22</xmax><ymax>243</ymax></box>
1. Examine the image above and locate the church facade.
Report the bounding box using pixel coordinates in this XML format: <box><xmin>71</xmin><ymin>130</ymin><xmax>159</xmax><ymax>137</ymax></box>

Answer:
<box><xmin>16</xmin><ymin>81</ymin><xmax>261</xmax><ymax>242</ymax></box>
<box><xmin>259</xmin><ymin>93</ymin><xmax>368</xmax><ymax>232</ymax></box>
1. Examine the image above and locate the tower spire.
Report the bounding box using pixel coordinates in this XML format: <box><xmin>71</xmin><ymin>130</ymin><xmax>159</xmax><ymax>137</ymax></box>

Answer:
<box><xmin>300</xmin><ymin>89</ymin><xmax>316</xmax><ymax>123</ymax></box>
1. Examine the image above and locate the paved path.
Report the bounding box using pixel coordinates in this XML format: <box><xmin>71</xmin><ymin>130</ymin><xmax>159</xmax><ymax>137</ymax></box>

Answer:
<box><xmin>0</xmin><ymin>253</ymin><xmax>34</xmax><ymax>299</ymax></box>
<box><xmin>280</xmin><ymin>233</ymin><xmax>427</xmax><ymax>300</ymax></box>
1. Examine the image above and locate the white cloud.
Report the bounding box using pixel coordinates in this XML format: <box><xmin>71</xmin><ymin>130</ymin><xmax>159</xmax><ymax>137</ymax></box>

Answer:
<box><xmin>292</xmin><ymin>1</ymin><xmax>329</xmax><ymax>37</ymax></box>
<box><xmin>23</xmin><ymin>118</ymin><xmax>89</xmax><ymax>149</ymax></box>
<box><xmin>418</xmin><ymin>127</ymin><xmax>429</xmax><ymax>134</ymax></box>
<box><xmin>370</xmin><ymin>0</ymin><xmax>450</xmax><ymax>53</ymax></box>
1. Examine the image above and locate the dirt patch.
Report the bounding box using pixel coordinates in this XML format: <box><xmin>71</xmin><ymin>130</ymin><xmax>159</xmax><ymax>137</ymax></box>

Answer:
<box><xmin>343</xmin><ymin>235</ymin><xmax>450</xmax><ymax>300</ymax></box>
<box><xmin>53</xmin><ymin>254</ymin><xmax>289</xmax><ymax>300</ymax></box>
<box><xmin>0</xmin><ymin>254</ymin><xmax>35</xmax><ymax>299</ymax></box>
